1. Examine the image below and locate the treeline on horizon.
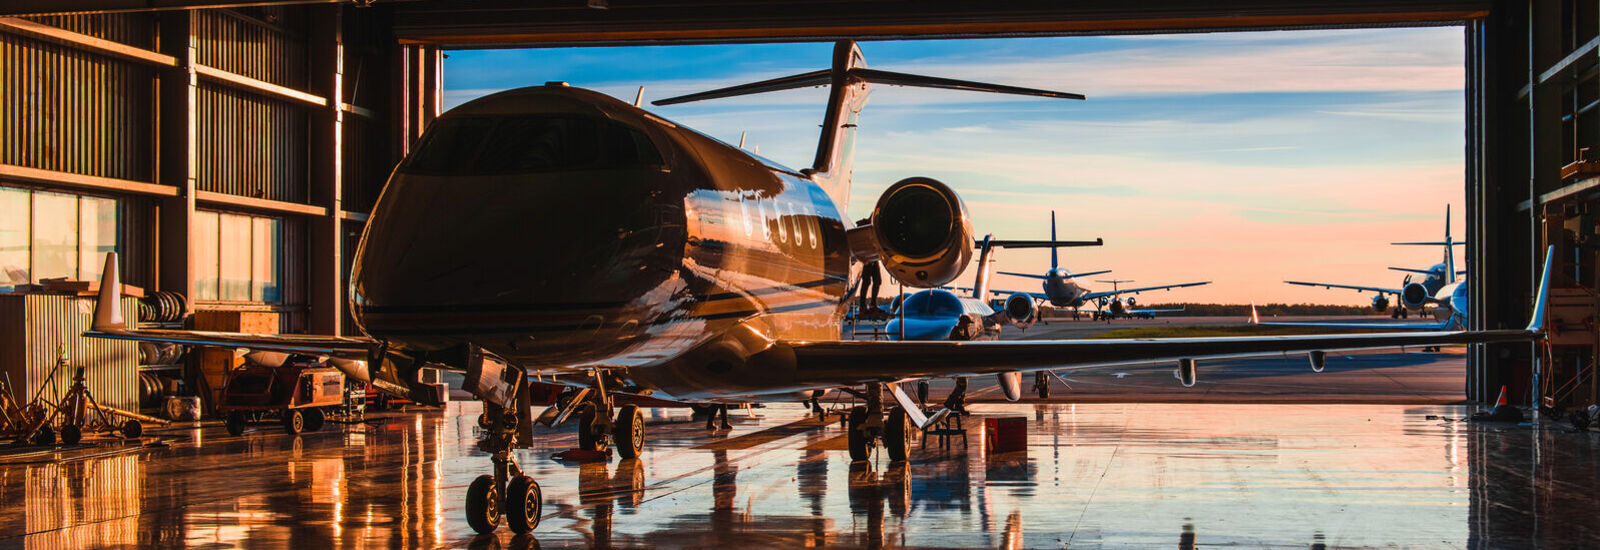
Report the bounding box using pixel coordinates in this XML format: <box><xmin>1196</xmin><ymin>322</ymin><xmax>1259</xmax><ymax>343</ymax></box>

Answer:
<box><xmin>1044</xmin><ymin>303</ymin><xmax>1377</xmax><ymax>317</ymax></box>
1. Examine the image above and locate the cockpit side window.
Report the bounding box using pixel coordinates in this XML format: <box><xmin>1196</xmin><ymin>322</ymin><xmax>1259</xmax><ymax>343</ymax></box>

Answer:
<box><xmin>403</xmin><ymin>115</ymin><xmax>664</xmax><ymax>175</ymax></box>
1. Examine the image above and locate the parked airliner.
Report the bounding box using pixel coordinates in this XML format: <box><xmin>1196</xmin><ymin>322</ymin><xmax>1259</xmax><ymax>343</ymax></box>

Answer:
<box><xmin>986</xmin><ymin>211</ymin><xmax>1210</xmax><ymax>319</ymax></box>
<box><xmin>1286</xmin><ymin>207</ymin><xmax>1466</xmax><ymax>318</ymax></box>
<box><xmin>85</xmin><ymin>42</ymin><xmax>1547</xmax><ymax>535</ymax></box>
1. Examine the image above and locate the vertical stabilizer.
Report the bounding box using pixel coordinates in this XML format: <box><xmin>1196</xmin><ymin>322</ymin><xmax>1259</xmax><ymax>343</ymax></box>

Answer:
<box><xmin>1445</xmin><ymin>205</ymin><xmax>1457</xmax><ymax>284</ymax></box>
<box><xmin>973</xmin><ymin>235</ymin><xmax>997</xmax><ymax>299</ymax></box>
<box><xmin>92</xmin><ymin>252</ymin><xmax>124</xmax><ymax>331</ymax></box>
<box><xmin>1050</xmin><ymin>211</ymin><xmax>1059</xmax><ymax>270</ymax></box>
<box><xmin>808</xmin><ymin>41</ymin><xmax>870</xmax><ymax>211</ymax></box>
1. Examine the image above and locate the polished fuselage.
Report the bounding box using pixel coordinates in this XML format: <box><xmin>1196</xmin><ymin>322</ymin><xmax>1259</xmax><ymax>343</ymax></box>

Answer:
<box><xmin>1041</xmin><ymin>269</ymin><xmax>1091</xmax><ymax>307</ymax></box>
<box><xmin>349</xmin><ymin>86</ymin><xmax>853</xmax><ymax>399</ymax></box>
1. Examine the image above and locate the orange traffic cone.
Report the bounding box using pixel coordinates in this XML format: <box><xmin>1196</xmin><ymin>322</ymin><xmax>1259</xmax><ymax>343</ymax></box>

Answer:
<box><xmin>1488</xmin><ymin>384</ymin><xmax>1523</xmax><ymax>422</ymax></box>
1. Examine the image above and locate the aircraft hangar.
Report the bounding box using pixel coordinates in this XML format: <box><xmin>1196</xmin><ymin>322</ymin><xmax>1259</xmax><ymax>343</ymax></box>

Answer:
<box><xmin>0</xmin><ymin>0</ymin><xmax>1597</xmax><ymax>547</ymax></box>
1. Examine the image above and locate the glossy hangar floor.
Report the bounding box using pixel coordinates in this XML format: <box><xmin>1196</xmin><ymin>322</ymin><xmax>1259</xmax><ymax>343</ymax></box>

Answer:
<box><xmin>5</xmin><ymin>383</ymin><xmax>1599</xmax><ymax>549</ymax></box>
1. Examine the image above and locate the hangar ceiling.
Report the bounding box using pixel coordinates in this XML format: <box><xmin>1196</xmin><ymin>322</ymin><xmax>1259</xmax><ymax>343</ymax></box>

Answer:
<box><xmin>5</xmin><ymin>0</ymin><xmax>1488</xmax><ymax>46</ymax></box>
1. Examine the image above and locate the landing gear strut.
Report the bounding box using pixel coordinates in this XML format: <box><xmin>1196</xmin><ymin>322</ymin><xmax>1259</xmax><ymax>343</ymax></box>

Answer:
<box><xmin>846</xmin><ymin>382</ymin><xmax>915</xmax><ymax>463</ymax></box>
<box><xmin>466</xmin><ymin>399</ymin><xmax>543</xmax><ymax>534</ymax></box>
<box><xmin>1033</xmin><ymin>371</ymin><xmax>1051</xmax><ymax>399</ymax></box>
<box><xmin>465</xmin><ymin>370</ymin><xmax>546</xmax><ymax>535</ymax></box>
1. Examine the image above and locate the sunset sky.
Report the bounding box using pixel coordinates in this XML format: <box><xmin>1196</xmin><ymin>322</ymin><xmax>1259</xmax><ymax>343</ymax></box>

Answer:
<box><xmin>443</xmin><ymin>27</ymin><xmax>1466</xmax><ymax>305</ymax></box>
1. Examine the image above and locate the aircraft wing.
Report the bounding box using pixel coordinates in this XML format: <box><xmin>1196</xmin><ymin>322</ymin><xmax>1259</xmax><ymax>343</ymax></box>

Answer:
<box><xmin>86</xmin><ymin>326</ymin><xmax>376</xmax><ymax>358</ymax></box>
<box><xmin>1128</xmin><ymin>307</ymin><xmax>1186</xmax><ymax>314</ymax></box>
<box><xmin>983</xmin><ymin>287</ymin><xmax>1049</xmax><ymax>301</ymax></box>
<box><xmin>1284</xmin><ymin>280</ymin><xmax>1403</xmax><ymax>295</ymax></box>
<box><xmin>782</xmin><ymin>325</ymin><xmax>1532</xmax><ymax>385</ymax></box>
<box><xmin>1080</xmin><ymin>281</ymin><xmax>1210</xmax><ymax>302</ymax></box>
<box><xmin>779</xmin><ymin>249</ymin><xmax>1549</xmax><ymax>387</ymax></box>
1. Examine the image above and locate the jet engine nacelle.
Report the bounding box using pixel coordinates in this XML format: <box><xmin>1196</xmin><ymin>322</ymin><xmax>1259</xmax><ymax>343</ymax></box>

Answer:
<box><xmin>1401</xmin><ymin>282</ymin><xmax>1430</xmax><ymax>308</ymax></box>
<box><xmin>847</xmin><ymin>177</ymin><xmax>974</xmax><ymax>288</ymax></box>
<box><xmin>1004</xmin><ymin>293</ymin><xmax>1037</xmax><ymax>328</ymax></box>
<box><xmin>1370</xmin><ymin>294</ymin><xmax>1391</xmax><ymax>313</ymax></box>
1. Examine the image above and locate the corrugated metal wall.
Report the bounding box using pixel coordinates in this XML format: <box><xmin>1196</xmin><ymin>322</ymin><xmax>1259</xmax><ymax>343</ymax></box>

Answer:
<box><xmin>195</xmin><ymin>83</ymin><xmax>308</xmax><ymax>202</ymax></box>
<box><xmin>196</xmin><ymin>7</ymin><xmax>307</xmax><ymax>90</ymax></box>
<box><xmin>0</xmin><ymin>15</ymin><xmax>155</xmax><ymax>182</ymax></box>
<box><xmin>193</xmin><ymin>7</ymin><xmax>311</xmax><ymax>204</ymax></box>
<box><xmin>0</xmin><ymin>294</ymin><xmax>140</xmax><ymax>414</ymax></box>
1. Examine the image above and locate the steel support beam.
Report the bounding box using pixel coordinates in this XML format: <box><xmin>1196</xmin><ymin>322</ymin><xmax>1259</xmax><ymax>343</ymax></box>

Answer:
<box><xmin>309</xmin><ymin>5</ymin><xmax>345</xmax><ymax>335</ymax></box>
<box><xmin>157</xmin><ymin>11</ymin><xmax>198</xmax><ymax>312</ymax></box>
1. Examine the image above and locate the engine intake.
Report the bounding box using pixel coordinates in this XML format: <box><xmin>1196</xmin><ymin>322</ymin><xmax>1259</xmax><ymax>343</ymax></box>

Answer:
<box><xmin>848</xmin><ymin>177</ymin><xmax>974</xmax><ymax>287</ymax></box>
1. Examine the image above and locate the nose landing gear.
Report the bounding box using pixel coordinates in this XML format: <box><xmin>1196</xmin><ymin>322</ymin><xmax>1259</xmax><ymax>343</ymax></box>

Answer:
<box><xmin>465</xmin><ymin>368</ymin><xmax>643</xmax><ymax>534</ymax></box>
<box><xmin>466</xmin><ymin>400</ymin><xmax>544</xmax><ymax>534</ymax></box>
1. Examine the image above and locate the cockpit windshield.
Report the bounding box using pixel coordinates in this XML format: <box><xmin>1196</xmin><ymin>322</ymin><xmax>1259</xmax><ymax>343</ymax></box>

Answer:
<box><xmin>403</xmin><ymin>115</ymin><xmax>663</xmax><ymax>175</ymax></box>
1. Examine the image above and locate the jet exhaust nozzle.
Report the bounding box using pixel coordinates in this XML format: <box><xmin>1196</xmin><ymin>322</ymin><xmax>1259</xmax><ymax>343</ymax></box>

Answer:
<box><xmin>1004</xmin><ymin>293</ymin><xmax>1037</xmax><ymax>328</ymax></box>
<box><xmin>1402</xmin><ymin>282</ymin><xmax>1430</xmax><ymax>308</ymax></box>
<box><xmin>850</xmin><ymin>177</ymin><xmax>974</xmax><ymax>288</ymax></box>
<box><xmin>1371</xmin><ymin>294</ymin><xmax>1391</xmax><ymax>313</ymax></box>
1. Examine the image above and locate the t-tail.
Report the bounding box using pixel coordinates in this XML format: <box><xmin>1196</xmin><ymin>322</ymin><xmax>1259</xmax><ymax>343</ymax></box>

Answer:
<box><xmin>653</xmin><ymin>40</ymin><xmax>1084</xmax><ymax>213</ymax></box>
<box><xmin>1050</xmin><ymin>210</ymin><xmax>1059</xmax><ymax>270</ymax></box>
<box><xmin>1391</xmin><ymin>205</ymin><xmax>1465</xmax><ymax>284</ymax></box>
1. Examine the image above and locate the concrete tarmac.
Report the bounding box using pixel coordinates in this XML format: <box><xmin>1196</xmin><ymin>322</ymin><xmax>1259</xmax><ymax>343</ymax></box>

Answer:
<box><xmin>1</xmin><ymin>317</ymin><xmax>1568</xmax><ymax>548</ymax></box>
<box><xmin>4</xmin><ymin>398</ymin><xmax>1596</xmax><ymax>548</ymax></box>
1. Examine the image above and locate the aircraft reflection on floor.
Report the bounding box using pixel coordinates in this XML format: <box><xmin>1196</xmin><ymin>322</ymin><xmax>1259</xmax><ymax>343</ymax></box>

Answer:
<box><xmin>6</xmin><ymin>401</ymin><xmax>1600</xmax><ymax>548</ymax></box>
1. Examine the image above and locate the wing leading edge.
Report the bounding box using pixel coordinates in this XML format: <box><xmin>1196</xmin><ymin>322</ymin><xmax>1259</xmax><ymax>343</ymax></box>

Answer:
<box><xmin>777</xmin><ymin>246</ymin><xmax>1552</xmax><ymax>388</ymax></box>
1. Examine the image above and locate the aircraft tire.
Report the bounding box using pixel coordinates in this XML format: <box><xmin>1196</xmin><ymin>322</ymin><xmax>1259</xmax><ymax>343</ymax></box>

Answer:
<box><xmin>282</xmin><ymin>409</ymin><xmax>305</xmax><ymax>435</ymax></box>
<box><xmin>465</xmin><ymin>474</ymin><xmax>501</xmax><ymax>534</ymax></box>
<box><xmin>33</xmin><ymin>426</ymin><xmax>54</xmax><ymax>446</ymax></box>
<box><xmin>226</xmin><ymin>412</ymin><xmax>247</xmax><ymax>436</ymax></box>
<box><xmin>505</xmin><ymin>475</ymin><xmax>542</xmax><ymax>533</ymax></box>
<box><xmin>613</xmin><ymin>405</ymin><xmax>644</xmax><ymax>459</ymax></box>
<box><xmin>60</xmin><ymin>424</ymin><xmax>82</xmax><ymax>445</ymax></box>
<box><xmin>121</xmin><ymin>419</ymin><xmax>143</xmax><ymax>439</ymax></box>
<box><xmin>846</xmin><ymin>405</ymin><xmax>871</xmax><ymax>462</ymax></box>
<box><xmin>303</xmin><ymin>408</ymin><xmax>326</xmax><ymax>433</ymax></box>
<box><xmin>885</xmin><ymin>407</ymin><xmax>911</xmax><ymax>462</ymax></box>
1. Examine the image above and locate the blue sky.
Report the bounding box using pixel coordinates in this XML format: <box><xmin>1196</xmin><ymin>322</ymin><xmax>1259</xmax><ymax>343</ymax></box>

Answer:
<box><xmin>444</xmin><ymin>28</ymin><xmax>1466</xmax><ymax>304</ymax></box>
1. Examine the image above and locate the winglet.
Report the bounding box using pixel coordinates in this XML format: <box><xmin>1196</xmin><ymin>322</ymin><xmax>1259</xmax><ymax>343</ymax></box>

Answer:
<box><xmin>1526</xmin><ymin>244</ymin><xmax>1555</xmax><ymax>334</ymax></box>
<box><xmin>1249</xmin><ymin>301</ymin><xmax>1260</xmax><ymax>325</ymax></box>
<box><xmin>92</xmin><ymin>252</ymin><xmax>125</xmax><ymax>331</ymax></box>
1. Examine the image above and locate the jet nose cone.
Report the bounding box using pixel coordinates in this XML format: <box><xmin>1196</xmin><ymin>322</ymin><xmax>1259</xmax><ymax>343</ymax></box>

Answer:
<box><xmin>351</xmin><ymin>172</ymin><xmax>685</xmax><ymax>340</ymax></box>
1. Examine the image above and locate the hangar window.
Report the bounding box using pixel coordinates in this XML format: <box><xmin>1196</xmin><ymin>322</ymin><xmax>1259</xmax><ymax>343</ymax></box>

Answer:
<box><xmin>195</xmin><ymin>211</ymin><xmax>282</xmax><ymax>303</ymax></box>
<box><xmin>404</xmin><ymin>115</ymin><xmax>662</xmax><ymax>175</ymax></box>
<box><xmin>0</xmin><ymin>186</ymin><xmax>121</xmax><ymax>286</ymax></box>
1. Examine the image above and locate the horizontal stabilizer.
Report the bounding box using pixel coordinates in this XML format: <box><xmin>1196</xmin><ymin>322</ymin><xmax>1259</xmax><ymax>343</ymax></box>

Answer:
<box><xmin>997</xmin><ymin>271</ymin><xmax>1048</xmax><ymax>280</ymax></box>
<box><xmin>1387</xmin><ymin>267</ymin><xmax>1438</xmax><ymax>276</ymax></box>
<box><xmin>850</xmin><ymin>68</ymin><xmax>1085</xmax><ymax>100</ymax></box>
<box><xmin>983</xmin><ymin>238</ymin><xmax>1103</xmax><ymax>249</ymax></box>
<box><xmin>655</xmin><ymin>67</ymin><xmax>1084</xmax><ymax>106</ymax></box>
<box><xmin>652</xmin><ymin>70</ymin><xmax>831</xmax><ymax>106</ymax></box>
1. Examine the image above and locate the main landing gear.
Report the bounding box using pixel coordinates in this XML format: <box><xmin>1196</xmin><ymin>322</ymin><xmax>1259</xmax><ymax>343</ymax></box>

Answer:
<box><xmin>466</xmin><ymin>370</ymin><xmax>647</xmax><ymax>534</ymax></box>
<box><xmin>845</xmin><ymin>382</ymin><xmax>914</xmax><ymax>463</ymax></box>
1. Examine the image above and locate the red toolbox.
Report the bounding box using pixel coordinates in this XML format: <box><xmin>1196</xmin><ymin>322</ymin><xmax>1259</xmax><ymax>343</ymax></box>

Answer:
<box><xmin>984</xmin><ymin>416</ymin><xmax>1027</xmax><ymax>453</ymax></box>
